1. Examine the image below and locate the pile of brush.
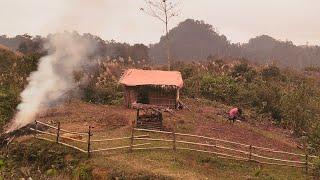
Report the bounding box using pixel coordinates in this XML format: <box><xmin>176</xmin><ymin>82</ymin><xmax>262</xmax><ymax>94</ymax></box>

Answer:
<box><xmin>0</xmin><ymin>123</ymin><xmax>47</xmax><ymax>147</ymax></box>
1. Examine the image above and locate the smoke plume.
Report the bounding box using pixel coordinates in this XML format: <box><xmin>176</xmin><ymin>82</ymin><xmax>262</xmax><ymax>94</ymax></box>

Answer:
<box><xmin>6</xmin><ymin>32</ymin><xmax>96</xmax><ymax>132</ymax></box>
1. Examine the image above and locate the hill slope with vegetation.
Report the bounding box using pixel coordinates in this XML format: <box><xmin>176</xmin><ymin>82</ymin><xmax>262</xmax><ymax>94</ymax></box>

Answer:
<box><xmin>150</xmin><ymin>19</ymin><xmax>320</xmax><ymax>68</ymax></box>
<box><xmin>1</xmin><ymin>44</ymin><xmax>320</xmax><ymax>153</ymax></box>
<box><xmin>2</xmin><ymin>19</ymin><xmax>320</xmax><ymax>69</ymax></box>
<box><xmin>1</xmin><ymin>99</ymin><xmax>316</xmax><ymax>179</ymax></box>
<box><xmin>1</xmin><ymin>32</ymin><xmax>320</xmax><ymax>179</ymax></box>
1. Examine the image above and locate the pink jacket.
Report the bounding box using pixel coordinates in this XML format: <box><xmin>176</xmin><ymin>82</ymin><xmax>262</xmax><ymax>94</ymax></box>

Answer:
<box><xmin>229</xmin><ymin>108</ymin><xmax>239</xmax><ymax>118</ymax></box>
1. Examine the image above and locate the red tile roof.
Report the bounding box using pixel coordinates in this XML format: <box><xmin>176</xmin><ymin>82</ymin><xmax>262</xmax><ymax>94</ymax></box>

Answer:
<box><xmin>119</xmin><ymin>69</ymin><xmax>183</xmax><ymax>88</ymax></box>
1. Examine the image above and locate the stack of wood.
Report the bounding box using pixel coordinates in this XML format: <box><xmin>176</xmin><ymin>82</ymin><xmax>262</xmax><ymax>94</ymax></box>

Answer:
<box><xmin>131</xmin><ymin>103</ymin><xmax>174</xmax><ymax>114</ymax></box>
<box><xmin>132</xmin><ymin>103</ymin><xmax>174</xmax><ymax>130</ymax></box>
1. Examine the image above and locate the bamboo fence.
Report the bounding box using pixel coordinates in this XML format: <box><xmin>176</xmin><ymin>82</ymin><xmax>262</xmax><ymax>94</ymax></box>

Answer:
<box><xmin>132</xmin><ymin>127</ymin><xmax>317</xmax><ymax>174</ymax></box>
<box><xmin>31</xmin><ymin>120</ymin><xmax>318</xmax><ymax>175</ymax></box>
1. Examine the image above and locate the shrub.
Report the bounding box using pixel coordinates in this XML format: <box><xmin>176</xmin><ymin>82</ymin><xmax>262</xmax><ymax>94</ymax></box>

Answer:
<box><xmin>261</xmin><ymin>65</ymin><xmax>281</xmax><ymax>80</ymax></box>
<box><xmin>0</xmin><ymin>52</ymin><xmax>40</xmax><ymax>130</ymax></box>
<box><xmin>308</xmin><ymin>123</ymin><xmax>320</xmax><ymax>154</ymax></box>
<box><xmin>0</xmin><ymin>87</ymin><xmax>19</xmax><ymax>129</ymax></box>
<box><xmin>182</xmin><ymin>74</ymin><xmax>202</xmax><ymax>98</ymax></box>
<box><xmin>46</xmin><ymin>168</ymin><xmax>58</xmax><ymax>177</ymax></box>
<box><xmin>231</xmin><ymin>62</ymin><xmax>257</xmax><ymax>82</ymax></box>
<box><xmin>73</xmin><ymin>164</ymin><xmax>93</xmax><ymax>180</ymax></box>
<box><xmin>313</xmin><ymin>157</ymin><xmax>320</xmax><ymax>178</ymax></box>
<box><xmin>280</xmin><ymin>83</ymin><xmax>317</xmax><ymax>135</ymax></box>
<box><xmin>200</xmin><ymin>74</ymin><xmax>238</xmax><ymax>104</ymax></box>
<box><xmin>305</xmin><ymin>66</ymin><xmax>320</xmax><ymax>73</ymax></box>
<box><xmin>236</xmin><ymin>80</ymin><xmax>282</xmax><ymax>121</ymax></box>
<box><xmin>231</xmin><ymin>62</ymin><xmax>251</xmax><ymax>77</ymax></box>
<box><xmin>82</xmin><ymin>79</ymin><xmax>123</xmax><ymax>104</ymax></box>
<box><xmin>0</xmin><ymin>159</ymin><xmax>4</xmax><ymax>170</ymax></box>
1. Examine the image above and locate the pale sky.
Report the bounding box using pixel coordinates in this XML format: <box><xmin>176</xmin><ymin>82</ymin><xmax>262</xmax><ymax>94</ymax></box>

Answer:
<box><xmin>0</xmin><ymin>0</ymin><xmax>319</xmax><ymax>45</ymax></box>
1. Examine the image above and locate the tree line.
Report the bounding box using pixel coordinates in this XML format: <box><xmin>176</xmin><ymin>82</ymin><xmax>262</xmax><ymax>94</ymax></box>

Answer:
<box><xmin>151</xmin><ymin>19</ymin><xmax>320</xmax><ymax>69</ymax></box>
<box><xmin>2</xmin><ymin>19</ymin><xmax>320</xmax><ymax>69</ymax></box>
<box><xmin>0</xmin><ymin>33</ymin><xmax>149</xmax><ymax>64</ymax></box>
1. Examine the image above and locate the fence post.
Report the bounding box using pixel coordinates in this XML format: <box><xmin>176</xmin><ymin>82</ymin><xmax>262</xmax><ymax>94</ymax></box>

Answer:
<box><xmin>56</xmin><ymin>122</ymin><xmax>61</xmax><ymax>143</ymax></box>
<box><xmin>172</xmin><ymin>121</ymin><xmax>176</xmax><ymax>151</ymax></box>
<box><xmin>87</xmin><ymin>126</ymin><xmax>92</xmax><ymax>158</ymax></box>
<box><xmin>249</xmin><ymin>145</ymin><xmax>252</xmax><ymax>161</ymax></box>
<box><xmin>130</xmin><ymin>119</ymin><xmax>135</xmax><ymax>153</ymax></box>
<box><xmin>34</xmin><ymin>120</ymin><xmax>38</xmax><ymax>138</ymax></box>
<box><xmin>305</xmin><ymin>154</ymin><xmax>308</xmax><ymax>175</ymax></box>
<box><xmin>303</xmin><ymin>139</ymin><xmax>309</xmax><ymax>175</ymax></box>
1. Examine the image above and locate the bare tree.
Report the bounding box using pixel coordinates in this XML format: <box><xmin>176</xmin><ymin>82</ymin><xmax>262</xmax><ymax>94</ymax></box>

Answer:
<box><xmin>140</xmin><ymin>0</ymin><xmax>179</xmax><ymax>70</ymax></box>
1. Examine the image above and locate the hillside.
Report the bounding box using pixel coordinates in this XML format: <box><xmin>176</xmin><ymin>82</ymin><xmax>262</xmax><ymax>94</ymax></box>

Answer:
<box><xmin>150</xmin><ymin>19</ymin><xmax>320</xmax><ymax>68</ymax></box>
<box><xmin>0</xmin><ymin>100</ymin><xmax>310</xmax><ymax>179</ymax></box>
<box><xmin>0</xmin><ymin>34</ymin><xmax>149</xmax><ymax>62</ymax></box>
<box><xmin>0</xmin><ymin>44</ymin><xmax>23</xmax><ymax>57</ymax></box>
<box><xmin>1</xmin><ymin>38</ymin><xmax>320</xmax><ymax>179</ymax></box>
<box><xmin>2</xmin><ymin>19</ymin><xmax>320</xmax><ymax>69</ymax></box>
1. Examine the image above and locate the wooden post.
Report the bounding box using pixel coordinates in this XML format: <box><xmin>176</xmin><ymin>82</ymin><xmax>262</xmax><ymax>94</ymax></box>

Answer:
<box><xmin>303</xmin><ymin>138</ymin><xmax>308</xmax><ymax>175</ymax></box>
<box><xmin>305</xmin><ymin>154</ymin><xmax>308</xmax><ymax>175</ymax></box>
<box><xmin>136</xmin><ymin>109</ymin><xmax>139</xmax><ymax>125</ymax></box>
<box><xmin>249</xmin><ymin>145</ymin><xmax>252</xmax><ymax>161</ymax></box>
<box><xmin>130</xmin><ymin>119</ymin><xmax>135</xmax><ymax>153</ymax></box>
<box><xmin>34</xmin><ymin>120</ymin><xmax>38</xmax><ymax>138</ymax></box>
<box><xmin>56</xmin><ymin>122</ymin><xmax>61</xmax><ymax>143</ymax></box>
<box><xmin>87</xmin><ymin>126</ymin><xmax>92</xmax><ymax>158</ymax></box>
<box><xmin>172</xmin><ymin>121</ymin><xmax>176</xmax><ymax>151</ymax></box>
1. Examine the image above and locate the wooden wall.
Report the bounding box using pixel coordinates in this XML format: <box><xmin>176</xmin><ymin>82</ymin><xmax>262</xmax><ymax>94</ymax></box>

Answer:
<box><xmin>123</xmin><ymin>86</ymin><xmax>137</xmax><ymax>108</ymax></box>
<box><xmin>123</xmin><ymin>86</ymin><xmax>179</xmax><ymax>109</ymax></box>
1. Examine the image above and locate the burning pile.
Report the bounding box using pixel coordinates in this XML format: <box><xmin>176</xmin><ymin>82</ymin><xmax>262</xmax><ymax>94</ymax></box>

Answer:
<box><xmin>5</xmin><ymin>32</ymin><xmax>96</xmax><ymax>133</ymax></box>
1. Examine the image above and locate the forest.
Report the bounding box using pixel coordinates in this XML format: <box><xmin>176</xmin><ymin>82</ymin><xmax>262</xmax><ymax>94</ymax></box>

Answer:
<box><xmin>2</xmin><ymin>19</ymin><xmax>320</xmax><ymax>69</ymax></box>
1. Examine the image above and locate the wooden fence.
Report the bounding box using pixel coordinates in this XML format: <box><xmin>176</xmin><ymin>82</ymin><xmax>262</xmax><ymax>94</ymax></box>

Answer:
<box><xmin>132</xmin><ymin>128</ymin><xmax>317</xmax><ymax>172</ymax></box>
<box><xmin>31</xmin><ymin>120</ymin><xmax>317</xmax><ymax>174</ymax></box>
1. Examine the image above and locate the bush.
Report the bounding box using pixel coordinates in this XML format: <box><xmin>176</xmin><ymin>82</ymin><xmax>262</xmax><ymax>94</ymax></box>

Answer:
<box><xmin>0</xmin><ymin>159</ymin><xmax>4</xmax><ymax>170</ymax></box>
<box><xmin>73</xmin><ymin>164</ymin><xmax>93</xmax><ymax>180</ymax></box>
<box><xmin>231</xmin><ymin>62</ymin><xmax>257</xmax><ymax>82</ymax></box>
<box><xmin>308</xmin><ymin>123</ymin><xmax>320</xmax><ymax>154</ymax></box>
<box><xmin>280</xmin><ymin>83</ymin><xmax>317</xmax><ymax>135</ymax></box>
<box><xmin>0</xmin><ymin>87</ymin><xmax>19</xmax><ymax>129</ymax></box>
<box><xmin>82</xmin><ymin>79</ymin><xmax>123</xmax><ymax>104</ymax></box>
<box><xmin>231</xmin><ymin>61</ymin><xmax>251</xmax><ymax>77</ymax></box>
<box><xmin>182</xmin><ymin>74</ymin><xmax>202</xmax><ymax>98</ymax></box>
<box><xmin>261</xmin><ymin>65</ymin><xmax>281</xmax><ymax>80</ymax></box>
<box><xmin>313</xmin><ymin>157</ymin><xmax>320</xmax><ymax>178</ymax></box>
<box><xmin>200</xmin><ymin>74</ymin><xmax>238</xmax><ymax>104</ymax></box>
<box><xmin>0</xmin><ymin>51</ymin><xmax>40</xmax><ymax>131</ymax></box>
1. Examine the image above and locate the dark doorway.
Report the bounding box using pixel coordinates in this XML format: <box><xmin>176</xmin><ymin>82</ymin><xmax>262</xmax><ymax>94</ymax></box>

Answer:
<box><xmin>137</xmin><ymin>89</ymin><xmax>149</xmax><ymax>104</ymax></box>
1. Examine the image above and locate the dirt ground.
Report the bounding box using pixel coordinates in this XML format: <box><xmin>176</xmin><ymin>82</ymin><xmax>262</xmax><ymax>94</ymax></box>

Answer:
<box><xmin>5</xmin><ymin>99</ymin><xmax>309</xmax><ymax>179</ymax></box>
<box><xmin>37</xmin><ymin>100</ymin><xmax>133</xmax><ymax>133</ymax></box>
<box><xmin>36</xmin><ymin>99</ymin><xmax>300</xmax><ymax>154</ymax></box>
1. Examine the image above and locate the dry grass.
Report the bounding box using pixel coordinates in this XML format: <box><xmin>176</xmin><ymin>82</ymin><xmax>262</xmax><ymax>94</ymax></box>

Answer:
<box><xmin>17</xmin><ymin>99</ymin><xmax>311</xmax><ymax>179</ymax></box>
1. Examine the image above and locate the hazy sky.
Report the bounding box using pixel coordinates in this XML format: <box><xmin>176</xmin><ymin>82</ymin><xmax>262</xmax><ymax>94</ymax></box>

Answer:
<box><xmin>0</xmin><ymin>0</ymin><xmax>319</xmax><ymax>45</ymax></box>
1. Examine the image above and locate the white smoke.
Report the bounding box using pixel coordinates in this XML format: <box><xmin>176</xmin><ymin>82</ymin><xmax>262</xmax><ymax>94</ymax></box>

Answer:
<box><xmin>6</xmin><ymin>32</ymin><xmax>96</xmax><ymax>132</ymax></box>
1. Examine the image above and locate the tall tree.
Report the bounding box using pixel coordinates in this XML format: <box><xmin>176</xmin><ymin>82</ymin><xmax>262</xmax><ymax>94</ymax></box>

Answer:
<box><xmin>140</xmin><ymin>0</ymin><xmax>179</xmax><ymax>70</ymax></box>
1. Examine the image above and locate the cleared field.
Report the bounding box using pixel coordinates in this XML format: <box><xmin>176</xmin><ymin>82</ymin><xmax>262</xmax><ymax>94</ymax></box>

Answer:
<box><xmin>9</xmin><ymin>99</ymin><xmax>311</xmax><ymax>179</ymax></box>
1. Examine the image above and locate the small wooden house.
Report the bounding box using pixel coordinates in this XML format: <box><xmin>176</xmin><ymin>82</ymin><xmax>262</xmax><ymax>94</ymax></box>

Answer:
<box><xmin>119</xmin><ymin>69</ymin><xmax>184</xmax><ymax>109</ymax></box>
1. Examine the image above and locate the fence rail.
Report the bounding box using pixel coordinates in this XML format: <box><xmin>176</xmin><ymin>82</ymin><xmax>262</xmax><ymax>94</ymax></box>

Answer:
<box><xmin>133</xmin><ymin>127</ymin><xmax>317</xmax><ymax>173</ymax></box>
<box><xmin>32</xmin><ymin>120</ymin><xmax>317</xmax><ymax>175</ymax></box>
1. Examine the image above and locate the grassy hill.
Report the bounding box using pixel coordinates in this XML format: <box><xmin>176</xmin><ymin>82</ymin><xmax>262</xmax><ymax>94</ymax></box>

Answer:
<box><xmin>1</xmin><ymin>44</ymin><xmax>320</xmax><ymax>179</ymax></box>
